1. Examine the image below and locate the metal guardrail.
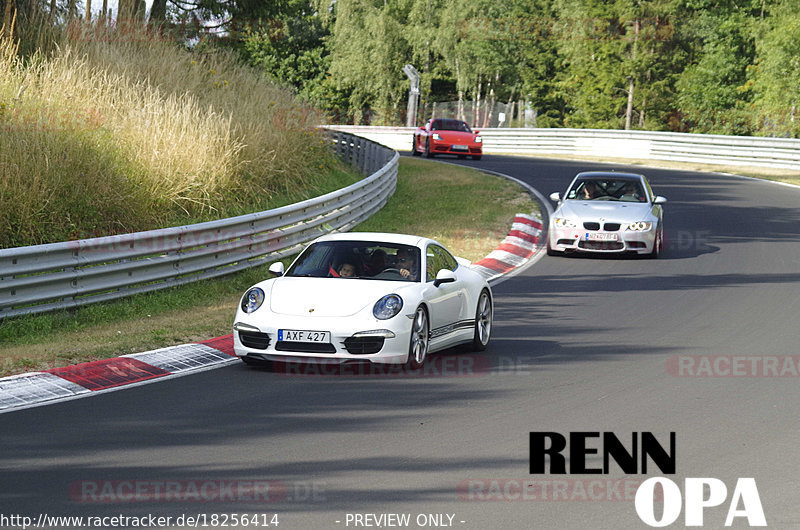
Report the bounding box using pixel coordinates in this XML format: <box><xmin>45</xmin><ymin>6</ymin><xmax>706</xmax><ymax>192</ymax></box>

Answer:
<box><xmin>0</xmin><ymin>132</ymin><xmax>399</xmax><ymax>319</ymax></box>
<box><xmin>327</xmin><ymin>126</ymin><xmax>800</xmax><ymax>170</ymax></box>
<box><xmin>485</xmin><ymin>128</ymin><xmax>800</xmax><ymax>169</ymax></box>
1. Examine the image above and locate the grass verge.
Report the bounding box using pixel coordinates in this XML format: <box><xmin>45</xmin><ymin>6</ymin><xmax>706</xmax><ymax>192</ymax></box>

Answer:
<box><xmin>0</xmin><ymin>23</ymin><xmax>351</xmax><ymax>248</ymax></box>
<box><xmin>0</xmin><ymin>158</ymin><xmax>538</xmax><ymax>377</ymax></box>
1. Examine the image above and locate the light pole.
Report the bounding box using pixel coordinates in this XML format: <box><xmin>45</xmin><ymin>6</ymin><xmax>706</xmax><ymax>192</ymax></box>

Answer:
<box><xmin>403</xmin><ymin>64</ymin><xmax>420</xmax><ymax>127</ymax></box>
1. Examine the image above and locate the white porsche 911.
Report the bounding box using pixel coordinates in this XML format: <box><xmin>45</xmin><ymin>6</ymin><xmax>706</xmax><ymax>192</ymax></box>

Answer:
<box><xmin>547</xmin><ymin>171</ymin><xmax>667</xmax><ymax>257</ymax></box>
<box><xmin>233</xmin><ymin>233</ymin><xmax>493</xmax><ymax>369</ymax></box>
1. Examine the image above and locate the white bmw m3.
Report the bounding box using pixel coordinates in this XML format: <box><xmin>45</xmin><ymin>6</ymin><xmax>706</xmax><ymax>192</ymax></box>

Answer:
<box><xmin>233</xmin><ymin>233</ymin><xmax>493</xmax><ymax>369</ymax></box>
<box><xmin>547</xmin><ymin>171</ymin><xmax>667</xmax><ymax>257</ymax></box>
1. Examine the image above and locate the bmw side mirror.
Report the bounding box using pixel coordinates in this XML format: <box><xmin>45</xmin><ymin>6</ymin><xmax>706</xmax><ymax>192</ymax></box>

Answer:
<box><xmin>268</xmin><ymin>262</ymin><xmax>285</xmax><ymax>277</ymax></box>
<box><xmin>433</xmin><ymin>269</ymin><xmax>457</xmax><ymax>287</ymax></box>
<box><xmin>549</xmin><ymin>192</ymin><xmax>561</xmax><ymax>202</ymax></box>
<box><xmin>653</xmin><ymin>196</ymin><xmax>668</xmax><ymax>205</ymax></box>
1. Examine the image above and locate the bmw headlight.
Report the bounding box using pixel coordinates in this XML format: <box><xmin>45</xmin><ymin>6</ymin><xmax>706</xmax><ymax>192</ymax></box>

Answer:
<box><xmin>475</xmin><ymin>135</ymin><xmax>483</xmax><ymax>143</ymax></box>
<box><xmin>626</xmin><ymin>221</ymin><xmax>652</xmax><ymax>231</ymax></box>
<box><xmin>432</xmin><ymin>133</ymin><xmax>442</xmax><ymax>141</ymax></box>
<box><xmin>373</xmin><ymin>294</ymin><xmax>403</xmax><ymax>320</ymax></box>
<box><xmin>554</xmin><ymin>217</ymin><xmax>578</xmax><ymax>228</ymax></box>
<box><xmin>241</xmin><ymin>287</ymin><xmax>265</xmax><ymax>314</ymax></box>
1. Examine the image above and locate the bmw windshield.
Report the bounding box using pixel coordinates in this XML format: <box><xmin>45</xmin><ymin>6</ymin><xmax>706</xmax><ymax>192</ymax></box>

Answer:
<box><xmin>566</xmin><ymin>178</ymin><xmax>648</xmax><ymax>203</ymax></box>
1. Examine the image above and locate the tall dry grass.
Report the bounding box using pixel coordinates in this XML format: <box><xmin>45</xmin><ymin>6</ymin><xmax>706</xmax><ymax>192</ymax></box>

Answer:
<box><xmin>0</xmin><ymin>21</ymin><xmax>348</xmax><ymax>248</ymax></box>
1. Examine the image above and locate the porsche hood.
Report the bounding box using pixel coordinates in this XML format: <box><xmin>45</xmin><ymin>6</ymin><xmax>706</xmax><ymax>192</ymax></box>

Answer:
<box><xmin>268</xmin><ymin>277</ymin><xmax>408</xmax><ymax>317</ymax></box>
<box><xmin>437</xmin><ymin>130</ymin><xmax>478</xmax><ymax>142</ymax></box>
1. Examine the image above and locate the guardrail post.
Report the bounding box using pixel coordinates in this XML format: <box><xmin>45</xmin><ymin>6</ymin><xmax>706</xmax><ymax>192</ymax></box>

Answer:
<box><xmin>356</xmin><ymin>136</ymin><xmax>365</xmax><ymax>172</ymax></box>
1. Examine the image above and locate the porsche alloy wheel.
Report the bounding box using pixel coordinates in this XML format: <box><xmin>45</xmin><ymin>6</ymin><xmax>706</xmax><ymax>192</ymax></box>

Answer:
<box><xmin>407</xmin><ymin>306</ymin><xmax>429</xmax><ymax>369</ymax></box>
<box><xmin>424</xmin><ymin>139</ymin><xmax>434</xmax><ymax>158</ymax></box>
<box><xmin>472</xmin><ymin>290</ymin><xmax>492</xmax><ymax>351</ymax></box>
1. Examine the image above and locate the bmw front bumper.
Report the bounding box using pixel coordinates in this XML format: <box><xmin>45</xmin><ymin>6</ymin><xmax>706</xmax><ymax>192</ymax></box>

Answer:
<box><xmin>548</xmin><ymin>225</ymin><xmax>657</xmax><ymax>254</ymax></box>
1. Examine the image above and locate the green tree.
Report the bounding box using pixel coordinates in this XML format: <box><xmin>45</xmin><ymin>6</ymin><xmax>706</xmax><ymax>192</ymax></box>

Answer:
<box><xmin>509</xmin><ymin>0</ymin><xmax>565</xmax><ymax>127</ymax></box>
<box><xmin>674</xmin><ymin>1</ymin><xmax>761</xmax><ymax>134</ymax></box>
<box><xmin>552</xmin><ymin>0</ymin><xmax>681</xmax><ymax>130</ymax></box>
<box><xmin>240</xmin><ymin>0</ymin><xmax>349</xmax><ymax>120</ymax></box>
<box><xmin>403</xmin><ymin>0</ymin><xmax>446</xmax><ymax>124</ymax></box>
<box><xmin>325</xmin><ymin>0</ymin><xmax>411</xmax><ymax>124</ymax></box>
<box><xmin>619</xmin><ymin>0</ymin><xmax>684</xmax><ymax>131</ymax></box>
<box><xmin>748</xmin><ymin>0</ymin><xmax>800</xmax><ymax>136</ymax></box>
<box><xmin>435</xmin><ymin>0</ymin><xmax>525</xmax><ymax>127</ymax></box>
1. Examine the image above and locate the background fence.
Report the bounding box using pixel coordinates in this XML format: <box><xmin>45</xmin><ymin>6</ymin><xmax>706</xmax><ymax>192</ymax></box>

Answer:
<box><xmin>328</xmin><ymin>126</ymin><xmax>800</xmax><ymax>170</ymax></box>
<box><xmin>0</xmin><ymin>131</ymin><xmax>398</xmax><ymax>320</ymax></box>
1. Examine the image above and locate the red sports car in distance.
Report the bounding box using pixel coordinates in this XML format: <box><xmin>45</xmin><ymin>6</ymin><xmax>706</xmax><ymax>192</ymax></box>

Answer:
<box><xmin>412</xmin><ymin>118</ymin><xmax>482</xmax><ymax>160</ymax></box>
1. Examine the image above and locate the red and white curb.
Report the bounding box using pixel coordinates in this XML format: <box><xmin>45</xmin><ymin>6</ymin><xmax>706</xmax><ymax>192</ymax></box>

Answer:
<box><xmin>0</xmin><ymin>336</ymin><xmax>237</xmax><ymax>413</ymax></box>
<box><xmin>470</xmin><ymin>213</ymin><xmax>542</xmax><ymax>281</ymax></box>
<box><xmin>1</xmin><ymin>213</ymin><xmax>543</xmax><ymax>414</ymax></box>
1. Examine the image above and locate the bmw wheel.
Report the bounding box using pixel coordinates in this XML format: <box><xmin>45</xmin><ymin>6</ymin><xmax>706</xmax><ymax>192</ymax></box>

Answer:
<box><xmin>406</xmin><ymin>306</ymin><xmax>429</xmax><ymax>369</ymax></box>
<box><xmin>647</xmin><ymin>225</ymin><xmax>663</xmax><ymax>259</ymax></box>
<box><xmin>471</xmin><ymin>290</ymin><xmax>492</xmax><ymax>351</ymax></box>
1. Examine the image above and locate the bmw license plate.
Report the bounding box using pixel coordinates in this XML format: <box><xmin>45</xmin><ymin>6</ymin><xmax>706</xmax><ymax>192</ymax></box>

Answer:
<box><xmin>586</xmin><ymin>233</ymin><xmax>618</xmax><ymax>241</ymax></box>
<box><xmin>452</xmin><ymin>144</ymin><xmax>468</xmax><ymax>151</ymax></box>
<box><xmin>278</xmin><ymin>329</ymin><xmax>331</xmax><ymax>343</ymax></box>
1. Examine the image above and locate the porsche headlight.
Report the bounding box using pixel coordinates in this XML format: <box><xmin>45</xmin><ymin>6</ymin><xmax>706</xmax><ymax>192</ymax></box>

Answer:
<box><xmin>554</xmin><ymin>217</ymin><xmax>578</xmax><ymax>228</ymax></box>
<box><xmin>432</xmin><ymin>133</ymin><xmax>442</xmax><ymax>141</ymax></box>
<box><xmin>626</xmin><ymin>221</ymin><xmax>652</xmax><ymax>231</ymax></box>
<box><xmin>475</xmin><ymin>135</ymin><xmax>483</xmax><ymax>143</ymax></box>
<box><xmin>373</xmin><ymin>294</ymin><xmax>403</xmax><ymax>320</ymax></box>
<box><xmin>241</xmin><ymin>287</ymin><xmax>265</xmax><ymax>314</ymax></box>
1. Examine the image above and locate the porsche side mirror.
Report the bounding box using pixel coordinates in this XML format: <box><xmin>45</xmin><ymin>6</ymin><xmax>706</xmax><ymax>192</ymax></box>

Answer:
<box><xmin>433</xmin><ymin>269</ymin><xmax>457</xmax><ymax>287</ymax></box>
<box><xmin>474</xmin><ymin>130</ymin><xmax>480</xmax><ymax>135</ymax></box>
<box><xmin>268</xmin><ymin>262</ymin><xmax>285</xmax><ymax>277</ymax></box>
<box><xmin>549</xmin><ymin>192</ymin><xmax>561</xmax><ymax>202</ymax></box>
<box><xmin>653</xmin><ymin>196</ymin><xmax>668</xmax><ymax>205</ymax></box>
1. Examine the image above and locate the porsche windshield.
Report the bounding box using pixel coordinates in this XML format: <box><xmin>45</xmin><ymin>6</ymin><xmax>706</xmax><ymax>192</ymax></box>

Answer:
<box><xmin>286</xmin><ymin>241</ymin><xmax>422</xmax><ymax>282</ymax></box>
<box><xmin>566</xmin><ymin>178</ymin><xmax>648</xmax><ymax>203</ymax></box>
<box><xmin>431</xmin><ymin>119</ymin><xmax>472</xmax><ymax>132</ymax></box>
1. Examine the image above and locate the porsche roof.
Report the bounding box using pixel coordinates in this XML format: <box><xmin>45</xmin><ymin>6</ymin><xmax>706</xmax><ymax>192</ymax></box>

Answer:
<box><xmin>574</xmin><ymin>171</ymin><xmax>646</xmax><ymax>180</ymax></box>
<box><xmin>314</xmin><ymin>232</ymin><xmax>433</xmax><ymax>247</ymax></box>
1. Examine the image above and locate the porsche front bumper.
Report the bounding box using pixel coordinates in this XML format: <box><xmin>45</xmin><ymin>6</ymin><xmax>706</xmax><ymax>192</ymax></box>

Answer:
<box><xmin>232</xmin><ymin>313</ymin><xmax>412</xmax><ymax>365</ymax></box>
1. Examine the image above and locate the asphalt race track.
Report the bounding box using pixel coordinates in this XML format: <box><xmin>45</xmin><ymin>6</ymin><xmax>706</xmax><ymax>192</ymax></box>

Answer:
<box><xmin>2</xmin><ymin>154</ymin><xmax>799</xmax><ymax>529</ymax></box>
